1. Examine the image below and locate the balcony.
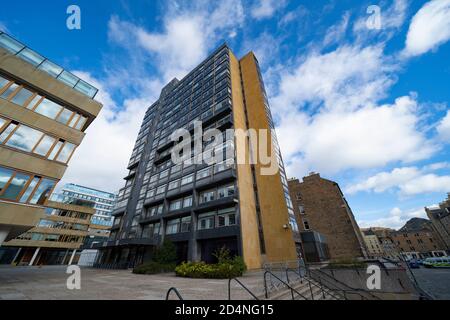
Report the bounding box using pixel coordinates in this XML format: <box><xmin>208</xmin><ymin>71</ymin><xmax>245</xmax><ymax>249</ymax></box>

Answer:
<box><xmin>0</xmin><ymin>32</ymin><xmax>98</xmax><ymax>99</ymax></box>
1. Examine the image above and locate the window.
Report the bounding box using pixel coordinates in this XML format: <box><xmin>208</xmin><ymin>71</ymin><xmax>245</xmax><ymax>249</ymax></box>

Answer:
<box><xmin>169</xmin><ymin>199</ymin><xmax>183</xmax><ymax>211</ymax></box>
<box><xmin>159</xmin><ymin>169</ymin><xmax>169</xmax><ymax>179</ymax></box>
<box><xmin>218</xmin><ymin>184</ymin><xmax>235</xmax><ymax>199</ymax></box>
<box><xmin>180</xmin><ymin>216</ymin><xmax>191</xmax><ymax>233</ymax></box>
<box><xmin>197</xmin><ymin>167</ymin><xmax>212</xmax><ymax>180</ymax></box>
<box><xmin>166</xmin><ymin>219</ymin><xmax>180</xmax><ymax>235</ymax></box>
<box><xmin>303</xmin><ymin>220</ymin><xmax>310</xmax><ymax>230</ymax></box>
<box><xmin>56</xmin><ymin>142</ymin><xmax>76</xmax><ymax>163</ymax></box>
<box><xmin>1</xmin><ymin>83</ymin><xmax>18</xmax><ymax>99</ymax></box>
<box><xmin>156</xmin><ymin>184</ymin><xmax>166</xmax><ymax>195</ymax></box>
<box><xmin>10</xmin><ymin>87</ymin><xmax>33</xmax><ymax>106</ymax></box>
<box><xmin>198</xmin><ymin>212</ymin><xmax>215</xmax><ymax>230</ymax></box>
<box><xmin>1</xmin><ymin>172</ymin><xmax>30</xmax><ymax>200</ymax></box>
<box><xmin>34</xmin><ymin>135</ymin><xmax>56</xmax><ymax>157</ymax></box>
<box><xmin>19</xmin><ymin>177</ymin><xmax>40</xmax><ymax>203</ymax></box>
<box><xmin>181</xmin><ymin>174</ymin><xmax>194</xmax><ymax>185</ymax></box>
<box><xmin>5</xmin><ymin>124</ymin><xmax>43</xmax><ymax>152</ymax></box>
<box><xmin>28</xmin><ymin>178</ymin><xmax>56</xmax><ymax>205</ymax></box>
<box><xmin>217</xmin><ymin>208</ymin><xmax>236</xmax><ymax>227</ymax></box>
<box><xmin>56</xmin><ymin>109</ymin><xmax>74</xmax><ymax>125</ymax></box>
<box><xmin>183</xmin><ymin>196</ymin><xmax>193</xmax><ymax>208</ymax></box>
<box><xmin>0</xmin><ymin>167</ymin><xmax>14</xmax><ymax>193</ymax></box>
<box><xmin>168</xmin><ymin>179</ymin><xmax>180</xmax><ymax>190</ymax></box>
<box><xmin>153</xmin><ymin>223</ymin><xmax>161</xmax><ymax>236</ymax></box>
<box><xmin>200</xmin><ymin>189</ymin><xmax>215</xmax><ymax>204</ymax></box>
<box><xmin>34</xmin><ymin>98</ymin><xmax>63</xmax><ymax>119</ymax></box>
<box><xmin>171</xmin><ymin>164</ymin><xmax>182</xmax><ymax>174</ymax></box>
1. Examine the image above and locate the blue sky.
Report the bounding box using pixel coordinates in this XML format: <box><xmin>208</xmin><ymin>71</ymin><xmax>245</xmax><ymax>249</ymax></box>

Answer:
<box><xmin>1</xmin><ymin>0</ymin><xmax>449</xmax><ymax>230</ymax></box>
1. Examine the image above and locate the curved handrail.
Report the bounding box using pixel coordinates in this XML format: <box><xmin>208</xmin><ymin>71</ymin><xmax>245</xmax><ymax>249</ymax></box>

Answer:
<box><xmin>264</xmin><ymin>270</ymin><xmax>309</xmax><ymax>300</ymax></box>
<box><xmin>166</xmin><ymin>287</ymin><xmax>184</xmax><ymax>300</ymax></box>
<box><xmin>228</xmin><ymin>278</ymin><xmax>259</xmax><ymax>300</ymax></box>
<box><xmin>286</xmin><ymin>268</ymin><xmax>341</xmax><ymax>300</ymax></box>
<box><xmin>308</xmin><ymin>268</ymin><xmax>380</xmax><ymax>300</ymax></box>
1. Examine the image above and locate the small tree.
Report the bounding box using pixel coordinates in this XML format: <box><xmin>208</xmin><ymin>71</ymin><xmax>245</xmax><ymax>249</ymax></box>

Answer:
<box><xmin>153</xmin><ymin>240</ymin><xmax>177</xmax><ymax>264</ymax></box>
<box><xmin>213</xmin><ymin>246</ymin><xmax>232</xmax><ymax>264</ymax></box>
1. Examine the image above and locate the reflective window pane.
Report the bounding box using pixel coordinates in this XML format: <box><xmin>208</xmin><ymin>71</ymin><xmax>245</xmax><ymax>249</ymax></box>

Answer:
<box><xmin>16</xmin><ymin>48</ymin><xmax>45</xmax><ymax>66</ymax></box>
<box><xmin>26</xmin><ymin>94</ymin><xmax>42</xmax><ymax>110</ymax></box>
<box><xmin>0</xmin><ymin>75</ymin><xmax>9</xmax><ymax>90</ymax></box>
<box><xmin>19</xmin><ymin>177</ymin><xmax>39</xmax><ymax>203</ymax></box>
<box><xmin>0</xmin><ymin>167</ymin><xmax>14</xmax><ymax>193</ymax></box>
<box><xmin>74</xmin><ymin>80</ymin><xmax>97</xmax><ymax>98</ymax></box>
<box><xmin>56</xmin><ymin>108</ymin><xmax>73</xmax><ymax>125</ymax></box>
<box><xmin>0</xmin><ymin>123</ymin><xmax>17</xmax><ymax>144</ymax></box>
<box><xmin>0</xmin><ymin>33</ymin><xmax>24</xmax><ymax>53</ymax></box>
<box><xmin>56</xmin><ymin>142</ymin><xmax>75</xmax><ymax>163</ymax></box>
<box><xmin>34</xmin><ymin>98</ymin><xmax>62</xmax><ymax>119</ymax></box>
<box><xmin>0</xmin><ymin>117</ymin><xmax>6</xmax><ymax>129</ymax></box>
<box><xmin>34</xmin><ymin>135</ymin><xmax>56</xmax><ymax>157</ymax></box>
<box><xmin>75</xmin><ymin>116</ymin><xmax>87</xmax><ymax>130</ymax></box>
<box><xmin>1</xmin><ymin>83</ymin><xmax>18</xmax><ymax>99</ymax></box>
<box><xmin>48</xmin><ymin>141</ymin><xmax>63</xmax><ymax>160</ymax></box>
<box><xmin>1</xmin><ymin>172</ymin><xmax>30</xmax><ymax>201</ymax></box>
<box><xmin>5</xmin><ymin>125</ymin><xmax>43</xmax><ymax>152</ymax></box>
<box><xmin>29</xmin><ymin>178</ymin><xmax>55</xmax><ymax>205</ymax></box>
<box><xmin>38</xmin><ymin>60</ymin><xmax>63</xmax><ymax>78</ymax></box>
<box><xmin>68</xmin><ymin>114</ymin><xmax>80</xmax><ymax>128</ymax></box>
<box><xmin>57</xmin><ymin>71</ymin><xmax>79</xmax><ymax>87</ymax></box>
<box><xmin>10</xmin><ymin>87</ymin><xmax>33</xmax><ymax>106</ymax></box>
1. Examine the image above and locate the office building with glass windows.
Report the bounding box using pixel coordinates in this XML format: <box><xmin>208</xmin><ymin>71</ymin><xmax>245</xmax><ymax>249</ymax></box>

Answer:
<box><xmin>0</xmin><ymin>31</ymin><xmax>102</xmax><ymax>245</ymax></box>
<box><xmin>60</xmin><ymin>183</ymin><xmax>116</xmax><ymax>245</ymax></box>
<box><xmin>97</xmin><ymin>44</ymin><xmax>300</xmax><ymax>269</ymax></box>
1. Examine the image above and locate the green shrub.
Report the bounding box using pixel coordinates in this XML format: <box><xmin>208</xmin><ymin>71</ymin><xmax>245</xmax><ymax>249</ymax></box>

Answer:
<box><xmin>153</xmin><ymin>240</ymin><xmax>177</xmax><ymax>264</ymax></box>
<box><xmin>175</xmin><ymin>257</ymin><xmax>247</xmax><ymax>279</ymax></box>
<box><xmin>133</xmin><ymin>261</ymin><xmax>176</xmax><ymax>275</ymax></box>
<box><xmin>132</xmin><ymin>240</ymin><xmax>177</xmax><ymax>275</ymax></box>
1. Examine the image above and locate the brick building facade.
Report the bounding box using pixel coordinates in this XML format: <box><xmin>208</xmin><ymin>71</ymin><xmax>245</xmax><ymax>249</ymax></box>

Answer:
<box><xmin>288</xmin><ymin>173</ymin><xmax>367</xmax><ymax>261</ymax></box>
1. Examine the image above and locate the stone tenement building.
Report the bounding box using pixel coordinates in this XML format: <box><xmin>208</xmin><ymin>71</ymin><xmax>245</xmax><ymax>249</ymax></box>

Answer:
<box><xmin>288</xmin><ymin>173</ymin><xmax>368</xmax><ymax>261</ymax></box>
<box><xmin>390</xmin><ymin>226</ymin><xmax>445</xmax><ymax>260</ymax></box>
<box><xmin>426</xmin><ymin>194</ymin><xmax>450</xmax><ymax>252</ymax></box>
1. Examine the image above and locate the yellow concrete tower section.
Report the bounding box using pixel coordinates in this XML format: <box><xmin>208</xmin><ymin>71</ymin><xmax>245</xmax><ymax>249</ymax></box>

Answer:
<box><xmin>229</xmin><ymin>49</ymin><xmax>298</xmax><ymax>268</ymax></box>
<box><xmin>0</xmin><ymin>43</ymin><xmax>102</xmax><ymax>242</ymax></box>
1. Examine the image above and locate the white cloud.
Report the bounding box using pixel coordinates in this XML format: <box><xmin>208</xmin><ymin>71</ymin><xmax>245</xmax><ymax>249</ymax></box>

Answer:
<box><xmin>108</xmin><ymin>1</ymin><xmax>245</xmax><ymax>82</ymax></box>
<box><xmin>323</xmin><ymin>12</ymin><xmax>350</xmax><ymax>46</ymax></box>
<box><xmin>437</xmin><ymin>110</ymin><xmax>450</xmax><ymax>140</ymax></box>
<box><xmin>358</xmin><ymin>206</ymin><xmax>427</xmax><ymax>229</ymax></box>
<box><xmin>403</xmin><ymin>0</ymin><xmax>450</xmax><ymax>57</ymax></box>
<box><xmin>271</xmin><ymin>44</ymin><xmax>397</xmax><ymax>114</ymax></box>
<box><xmin>346</xmin><ymin>163</ymin><xmax>450</xmax><ymax>197</ymax></box>
<box><xmin>279</xmin><ymin>95</ymin><xmax>435</xmax><ymax>176</ymax></box>
<box><xmin>58</xmin><ymin>72</ymin><xmax>157</xmax><ymax>193</ymax></box>
<box><xmin>353</xmin><ymin>0</ymin><xmax>409</xmax><ymax>41</ymax></box>
<box><xmin>251</xmin><ymin>0</ymin><xmax>286</xmax><ymax>20</ymax></box>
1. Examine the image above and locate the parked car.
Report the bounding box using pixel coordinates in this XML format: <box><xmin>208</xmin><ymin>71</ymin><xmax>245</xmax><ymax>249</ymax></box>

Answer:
<box><xmin>423</xmin><ymin>257</ymin><xmax>450</xmax><ymax>268</ymax></box>
<box><xmin>408</xmin><ymin>260</ymin><xmax>421</xmax><ymax>269</ymax></box>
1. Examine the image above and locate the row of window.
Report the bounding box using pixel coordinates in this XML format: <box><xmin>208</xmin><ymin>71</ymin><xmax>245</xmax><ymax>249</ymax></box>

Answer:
<box><xmin>0</xmin><ymin>74</ymin><xmax>88</xmax><ymax>131</ymax></box>
<box><xmin>0</xmin><ymin>116</ymin><xmax>76</xmax><ymax>163</ymax></box>
<box><xmin>138</xmin><ymin>207</ymin><xmax>236</xmax><ymax>239</ymax></box>
<box><xmin>0</xmin><ymin>166</ymin><xmax>56</xmax><ymax>205</ymax></box>
<box><xmin>37</xmin><ymin>219</ymin><xmax>89</xmax><ymax>231</ymax></box>
<box><xmin>46</xmin><ymin>208</ymin><xmax>90</xmax><ymax>220</ymax></box>
<box><xmin>17</xmin><ymin>232</ymin><xmax>83</xmax><ymax>243</ymax></box>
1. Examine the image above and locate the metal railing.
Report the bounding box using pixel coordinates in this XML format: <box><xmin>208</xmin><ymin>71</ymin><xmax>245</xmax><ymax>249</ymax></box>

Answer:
<box><xmin>285</xmin><ymin>268</ymin><xmax>341</xmax><ymax>300</ymax></box>
<box><xmin>228</xmin><ymin>278</ymin><xmax>259</xmax><ymax>300</ymax></box>
<box><xmin>166</xmin><ymin>287</ymin><xmax>184</xmax><ymax>300</ymax></box>
<box><xmin>263</xmin><ymin>270</ymin><xmax>309</xmax><ymax>300</ymax></box>
<box><xmin>307</xmin><ymin>268</ymin><xmax>380</xmax><ymax>300</ymax></box>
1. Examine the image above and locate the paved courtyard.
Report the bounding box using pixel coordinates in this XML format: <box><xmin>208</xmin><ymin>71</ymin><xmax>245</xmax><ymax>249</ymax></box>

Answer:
<box><xmin>411</xmin><ymin>267</ymin><xmax>450</xmax><ymax>300</ymax></box>
<box><xmin>0</xmin><ymin>266</ymin><xmax>266</xmax><ymax>300</ymax></box>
